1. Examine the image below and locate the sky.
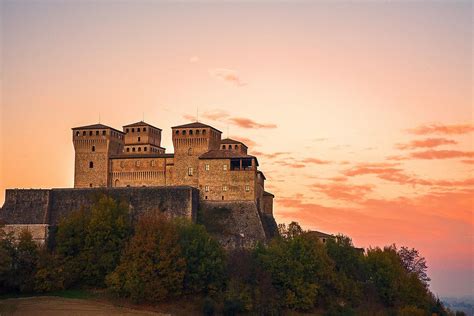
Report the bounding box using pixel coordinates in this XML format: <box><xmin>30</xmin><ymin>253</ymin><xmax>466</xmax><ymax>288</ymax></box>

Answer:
<box><xmin>0</xmin><ymin>0</ymin><xmax>472</xmax><ymax>297</ymax></box>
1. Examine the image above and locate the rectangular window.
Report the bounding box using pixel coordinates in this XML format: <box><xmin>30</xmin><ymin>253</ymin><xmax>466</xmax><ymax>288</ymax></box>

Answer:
<box><xmin>223</xmin><ymin>185</ymin><xmax>227</xmax><ymax>192</ymax></box>
<box><xmin>245</xmin><ymin>185</ymin><xmax>250</xmax><ymax>192</ymax></box>
<box><xmin>223</xmin><ymin>164</ymin><xmax>228</xmax><ymax>171</ymax></box>
<box><xmin>188</xmin><ymin>167</ymin><xmax>193</xmax><ymax>176</ymax></box>
<box><xmin>205</xmin><ymin>164</ymin><xmax>210</xmax><ymax>171</ymax></box>
<box><xmin>205</xmin><ymin>185</ymin><xmax>209</xmax><ymax>192</ymax></box>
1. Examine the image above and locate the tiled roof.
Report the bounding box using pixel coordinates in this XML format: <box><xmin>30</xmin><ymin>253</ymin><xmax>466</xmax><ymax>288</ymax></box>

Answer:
<box><xmin>171</xmin><ymin>122</ymin><xmax>222</xmax><ymax>133</ymax></box>
<box><xmin>220</xmin><ymin>138</ymin><xmax>248</xmax><ymax>147</ymax></box>
<box><xmin>123</xmin><ymin>121</ymin><xmax>162</xmax><ymax>131</ymax></box>
<box><xmin>72</xmin><ymin>124</ymin><xmax>124</xmax><ymax>134</ymax></box>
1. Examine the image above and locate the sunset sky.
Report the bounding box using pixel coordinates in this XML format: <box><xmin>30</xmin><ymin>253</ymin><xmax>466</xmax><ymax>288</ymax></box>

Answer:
<box><xmin>1</xmin><ymin>1</ymin><xmax>472</xmax><ymax>297</ymax></box>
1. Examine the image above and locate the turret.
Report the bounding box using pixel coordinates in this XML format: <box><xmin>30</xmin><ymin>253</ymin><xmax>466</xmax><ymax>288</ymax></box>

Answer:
<box><xmin>122</xmin><ymin>121</ymin><xmax>165</xmax><ymax>154</ymax></box>
<box><xmin>72</xmin><ymin>123</ymin><xmax>124</xmax><ymax>188</ymax></box>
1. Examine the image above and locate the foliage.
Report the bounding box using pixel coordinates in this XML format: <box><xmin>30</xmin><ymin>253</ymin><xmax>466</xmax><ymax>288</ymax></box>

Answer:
<box><xmin>0</xmin><ymin>227</ymin><xmax>15</xmax><ymax>294</ymax></box>
<box><xmin>397</xmin><ymin>246</ymin><xmax>431</xmax><ymax>286</ymax></box>
<box><xmin>14</xmin><ymin>230</ymin><xmax>40</xmax><ymax>293</ymax></box>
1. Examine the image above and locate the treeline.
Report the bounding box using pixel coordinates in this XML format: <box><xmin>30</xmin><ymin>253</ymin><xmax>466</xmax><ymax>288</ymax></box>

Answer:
<box><xmin>0</xmin><ymin>194</ymin><xmax>458</xmax><ymax>315</ymax></box>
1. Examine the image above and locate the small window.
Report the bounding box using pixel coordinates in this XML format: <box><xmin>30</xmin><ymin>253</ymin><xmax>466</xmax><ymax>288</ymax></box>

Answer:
<box><xmin>205</xmin><ymin>164</ymin><xmax>210</xmax><ymax>171</ymax></box>
<box><xmin>205</xmin><ymin>196</ymin><xmax>208</xmax><ymax>200</ymax></box>
<box><xmin>202</xmin><ymin>129</ymin><xmax>206</xmax><ymax>135</ymax></box>
<box><xmin>126</xmin><ymin>148</ymin><xmax>130</xmax><ymax>152</ymax></box>
<box><xmin>205</xmin><ymin>185</ymin><xmax>209</xmax><ymax>192</ymax></box>
<box><xmin>222</xmin><ymin>196</ymin><xmax>224</xmax><ymax>200</ymax></box>
<box><xmin>137</xmin><ymin>128</ymin><xmax>141</xmax><ymax>132</ymax></box>
<box><xmin>143</xmin><ymin>127</ymin><xmax>146</xmax><ymax>132</ymax></box>
<box><xmin>89</xmin><ymin>161</ymin><xmax>94</xmax><ymax>168</ymax></box>
<box><xmin>245</xmin><ymin>185</ymin><xmax>250</xmax><ymax>192</ymax></box>
<box><xmin>132</xmin><ymin>128</ymin><xmax>135</xmax><ymax>132</ymax></box>
<box><xmin>89</xmin><ymin>131</ymin><xmax>93</xmax><ymax>136</ymax></box>
<box><xmin>102</xmin><ymin>130</ymin><xmax>106</xmax><ymax>135</ymax></box>
<box><xmin>182</xmin><ymin>130</ymin><xmax>186</xmax><ymax>135</ymax></box>
<box><xmin>188</xmin><ymin>167</ymin><xmax>193</xmax><ymax>176</ymax></box>
<box><xmin>75</xmin><ymin>131</ymin><xmax>80</xmax><ymax>136</ymax></box>
<box><xmin>89</xmin><ymin>183</ymin><xmax>93</xmax><ymax>187</ymax></box>
<box><xmin>96</xmin><ymin>130</ymin><xmax>99</xmax><ymax>136</ymax></box>
<box><xmin>138</xmin><ymin>147</ymin><xmax>141</xmax><ymax>152</ymax></box>
<box><xmin>223</xmin><ymin>164</ymin><xmax>228</xmax><ymax>171</ymax></box>
<box><xmin>144</xmin><ymin>147</ymin><xmax>147</xmax><ymax>152</ymax></box>
<box><xmin>223</xmin><ymin>185</ymin><xmax>227</xmax><ymax>192</ymax></box>
<box><xmin>175</xmin><ymin>130</ymin><xmax>179</xmax><ymax>135</ymax></box>
<box><xmin>132</xmin><ymin>147</ymin><xmax>136</xmax><ymax>152</ymax></box>
<box><xmin>126</xmin><ymin>128</ymin><xmax>129</xmax><ymax>133</ymax></box>
<box><xmin>138</xmin><ymin>136</ymin><xmax>141</xmax><ymax>142</ymax></box>
<box><xmin>222</xmin><ymin>145</ymin><xmax>226</xmax><ymax>150</ymax></box>
<box><xmin>92</xmin><ymin>145</ymin><xmax>95</xmax><ymax>152</ymax></box>
<box><xmin>235</xmin><ymin>145</ymin><xmax>238</xmax><ymax>149</ymax></box>
<box><xmin>83</xmin><ymin>131</ymin><xmax>86</xmax><ymax>136</ymax></box>
<box><xmin>196</xmin><ymin>130</ymin><xmax>200</xmax><ymax>135</ymax></box>
<box><xmin>190</xmin><ymin>130</ymin><xmax>193</xmax><ymax>135</ymax></box>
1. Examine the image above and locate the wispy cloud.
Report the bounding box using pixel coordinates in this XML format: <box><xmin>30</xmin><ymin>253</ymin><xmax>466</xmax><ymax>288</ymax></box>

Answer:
<box><xmin>311</xmin><ymin>182</ymin><xmax>373</xmax><ymax>201</ymax></box>
<box><xmin>232</xmin><ymin>136</ymin><xmax>258</xmax><ymax>148</ymax></box>
<box><xmin>210</xmin><ymin>68</ymin><xmax>246</xmax><ymax>87</ymax></box>
<box><xmin>395</xmin><ymin>138</ymin><xmax>458</xmax><ymax>150</ymax></box>
<box><xmin>461</xmin><ymin>159</ymin><xmax>474</xmax><ymax>165</ymax></box>
<box><xmin>301</xmin><ymin>157</ymin><xmax>331</xmax><ymax>165</ymax></box>
<box><xmin>228</xmin><ymin>117</ymin><xmax>277</xmax><ymax>129</ymax></box>
<box><xmin>409</xmin><ymin>150</ymin><xmax>474</xmax><ymax>160</ymax></box>
<box><xmin>202</xmin><ymin>110</ymin><xmax>229</xmax><ymax>121</ymax></box>
<box><xmin>407</xmin><ymin>123</ymin><xmax>474</xmax><ymax>135</ymax></box>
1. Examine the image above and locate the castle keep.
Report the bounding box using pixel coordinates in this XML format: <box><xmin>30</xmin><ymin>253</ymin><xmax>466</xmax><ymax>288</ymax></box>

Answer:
<box><xmin>72</xmin><ymin>121</ymin><xmax>274</xmax><ymax>214</ymax></box>
<box><xmin>1</xmin><ymin>120</ymin><xmax>277</xmax><ymax>248</ymax></box>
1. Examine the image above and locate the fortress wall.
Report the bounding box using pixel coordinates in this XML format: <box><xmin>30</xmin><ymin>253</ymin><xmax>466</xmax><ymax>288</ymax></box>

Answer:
<box><xmin>199</xmin><ymin>200</ymin><xmax>267</xmax><ymax>249</ymax></box>
<box><xmin>1</xmin><ymin>187</ymin><xmax>199</xmax><ymax>227</ymax></box>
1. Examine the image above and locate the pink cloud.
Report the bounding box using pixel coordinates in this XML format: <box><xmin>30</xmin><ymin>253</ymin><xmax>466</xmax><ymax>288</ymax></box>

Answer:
<box><xmin>228</xmin><ymin>117</ymin><xmax>277</xmax><ymax>129</ymax></box>
<box><xmin>407</xmin><ymin>123</ymin><xmax>474</xmax><ymax>135</ymax></box>
<box><xmin>301</xmin><ymin>157</ymin><xmax>331</xmax><ymax>165</ymax></box>
<box><xmin>202</xmin><ymin>110</ymin><xmax>229</xmax><ymax>121</ymax></box>
<box><xmin>395</xmin><ymin>138</ymin><xmax>458</xmax><ymax>150</ymax></box>
<box><xmin>410</xmin><ymin>150</ymin><xmax>474</xmax><ymax>160</ymax></box>
<box><xmin>210</xmin><ymin>68</ymin><xmax>246</xmax><ymax>87</ymax></box>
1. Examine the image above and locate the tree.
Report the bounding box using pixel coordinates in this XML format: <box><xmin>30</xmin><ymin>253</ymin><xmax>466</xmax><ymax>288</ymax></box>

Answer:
<box><xmin>14</xmin><ymin>230</ymin><xmax>39</xmax><ymax>292</ymax></box>
<box><xmin>397</xmin><ymin>246</ymin><xmax>430</xmax><ymax>286</ymax></box>
<box><xmin>0</xmin><ymin>227</ymin><xmax>15</xmax><ymax>293</ymax></box>
<box><xmin>106</xmin><ymin>214</ymin><xmax>186</xmax><ymax>303</ymax></box>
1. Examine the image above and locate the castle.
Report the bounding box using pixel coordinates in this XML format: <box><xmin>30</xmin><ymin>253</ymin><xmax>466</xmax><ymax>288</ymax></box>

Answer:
<box><xmin>0</xmin><ymin>120</ymin><xmax>277</xmax><ymax>248</ymax></box>
<box><xmin>72</xmin><ymin>121</ymin><xmax>273</xmax><ymax>214</ymax></box>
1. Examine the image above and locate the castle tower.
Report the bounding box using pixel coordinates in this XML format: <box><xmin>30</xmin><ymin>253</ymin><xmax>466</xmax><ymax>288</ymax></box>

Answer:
<box><xmin>122</xmin><ymin>121</ymin><xmax>165</xmax><ymax>154</ymax></box>
<box><xmin>72</xmin><ymin>124</ymin><xmax>124</xmax><ymax>188</ymax></box>
<box><xmin>171</xmin><ymin>122</ymin><xmax>222</xmax><ymax>186</ymax></box>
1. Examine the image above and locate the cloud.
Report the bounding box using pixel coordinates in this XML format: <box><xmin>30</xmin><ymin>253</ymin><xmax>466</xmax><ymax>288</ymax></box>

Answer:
<box><xmin>461</xmin><ymin>159</ymin><xmax>474</xmax><ymax>165</ymax></box>
<box><xmin>202</xmin><ymin>110</ymin><xmax>229</xmax><ymax>121</ymax></box>
<box><xmin>210</xmin><ymin>68</ymin><xmax>246</xmax><ymax>87</ymax></box>
<box><xmin>409</xmin><ymin>150</ymin><xmax>474</xmax><ymax>160</ymax></box>
<box><xmin>228</xmin><ymin>117</ymin><xmax>277</xmax><ymax>129</ymax></box>
<box><xmin>231</xmin><ymin>136</ymin><xmax>258</xmax><ymax>148</ymax></box>
<box><xmin>301</xmin><ymin>157</ymin><xmax>331</xmax><ymax>165</ymax></box>
<box><xmin>407</xmin><ymin>123</ymin><xmax>474</xmax><ymax>135</ymax></box>
<box><xmin>182</xmin><ymin>114</ymin><xmax>196</xmax><ymax>121</ymax></box>
<box><xmin>311</xmin><ymin>182</ymin><xmax>374</xmax><ymax>201</ymax></box>
<box><xmin>395</xmin><ymin>138</ymin><xmax>458</xmax><ymax>150</ymax></box>
<box><xmin>386</xmin><ymin>155</ymin><xmax>408</xmax><ymax>161</ymax></box>
<box><xmin>275</xmin><ymin>160</ymin><xmax>305</xmax><ymax>169</ymax></box>
<box><xmin>342</xmin><ymin>162</ymin><xmax>402</xmax><ymax>177</ymax></box>
<box><xmin>189</xmin><ymin>56</ymin><xmax>199</xmax><ymax>63</ymax></box>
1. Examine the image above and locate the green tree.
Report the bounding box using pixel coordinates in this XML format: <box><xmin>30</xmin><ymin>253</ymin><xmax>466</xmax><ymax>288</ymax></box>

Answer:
<box><xmin>14</xmin><ymin>230</ymin><xmax>39</xmax><ymax>293</ymax></box>
<box><xmin>176</xmin><ymin>219</ymin><xmax>225</xmax><ymax>295</ymax></box>
<box><xmin>0</xmin><ymin>227</ymin><xmax>15</xmax><ymax>293</ymax></box>
<box><xmin>106</xmin><ymin>214</ymin><xmax>185</xmax><ymax>303</ymax></box>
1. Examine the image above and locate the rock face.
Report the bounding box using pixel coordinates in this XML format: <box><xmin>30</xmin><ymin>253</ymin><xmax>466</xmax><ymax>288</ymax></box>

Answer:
<box><xmin>0</xmin><ymin>187</ymin><xmax>278</xmax><ymax>248</ymax></box>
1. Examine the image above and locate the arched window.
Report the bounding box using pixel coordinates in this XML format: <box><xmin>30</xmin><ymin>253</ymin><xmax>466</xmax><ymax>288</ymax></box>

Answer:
<box><xmin>115</xmin><ymin>179</ymin><xmax>120</xmax><ymax>187</ymax></box>
<box><xmin>143</xmin><ymin>127</ymin><xmax>146</xmax><ymax>132</ymax></box>
<box><xmin>132</xmin><ymin>147</ymin><xmax>136</xmax><ymax>152</ymax></box>
<box><xmin>102</xmin><ymin>130</ymin><xmax>106</xmax><ymax>135</ymax></box>
<box><xmin>235</xmin><ymin>145</ymin><xmax>238</xmax><ymax>149</ymax></box>
<box><xmin>137</xmin><ymin>128</ymin><xmax>141</xmax><ymax>132</ymax></box>
<box><xmin>175</xmin><ymin>130</ymin><xmax>179</xmax><ymax>135</ymax></box>
<box><xmin>132</xmin><ymin>128</ymin><xmax>135</xmax><ymax>132</ymax></box>
<box><xmin>182</xmin><ymin>130</ymin><xmax>186</xmax><ymax>135</ymax></box>
<box><xmin>83</xmin><ymin>131</ymin><xmax>86</xmax><ymax>136</ymax></box>
<box><xmin>92</xmin><ymin>145</ymin><xmax>95</xmax><ymax>152</ymax></box>
<box><xmin>89</xmin><ymin>131</ymin><xmax>93</xmax><ymax>136</ymax></box>
<box><xmin>202</xmin><ymin>129</ymin><xmax>206</xmax><ymax>135</ymax></box>
<box><xmin>96</xmin><ymin>130</ymin><xmax>99</xmax><ymax>136</ymax></box>
<box><xmin>196</xmin><ymin>130</ymin><xmax>200</xmax><ymax>135</ymax></box>
<box><xmin>89</xmin><ymin>161</ymin><xmax>94</xmax><ymax>168</ymax></box>
<box><xmin>75</xmin><ymin>131</ymin><xmax>80</xmax><ymax>136</ymax></box>
<box><xmin>138</xmin><ymin>147</ymin><xmax>141</xmax><ymax>152</ymax></box>
<box><xmin>126</xmin><ymin>128</ymin><xmax>129</xmax><ymax>133</ymax></box>
<box><xmin>144</xmin><ymin>147</ymin><xmax>147</xmax><ymax>152</ymax></box>
<box><xmin>222</xmin><ymin>145</ymin><xmax>226</xmax><ymax>149</ymax></box>
<box><xmin>126</xmin><ymin>148</ymin><xmax>130</xmax><ymax>152</ymax></box>
<box><xmin>138</xmin><ymin>136</ymin><xmax>141</xmax><ymax>142</ymax></box>
<box><xmin>189</xmin><ymin>130</ymin><xmax>193</xmax><ymax>135</ymax></box>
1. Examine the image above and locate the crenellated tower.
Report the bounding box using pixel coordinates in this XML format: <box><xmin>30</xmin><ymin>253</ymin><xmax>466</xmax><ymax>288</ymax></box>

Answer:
<box><xmin>171</xmin><ymin>122</ymin><xmax>222</xmax><ymax>186</ymax></box>
<box><xmin>122</xmin><ymin>121</ymin><xmax>165</xmax><ymax>154</ymax></box>
<box><xmin>72</xmin><ymin>124</ymin><xmax>124</xmax><ymax>188</ymax></box>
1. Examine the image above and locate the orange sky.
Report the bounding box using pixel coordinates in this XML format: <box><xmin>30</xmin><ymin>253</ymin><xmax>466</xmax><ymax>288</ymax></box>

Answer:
<box><xmin>1</xmin><ymin>1</ymin><xmax>472</xmax><ymax>297</ymax></box>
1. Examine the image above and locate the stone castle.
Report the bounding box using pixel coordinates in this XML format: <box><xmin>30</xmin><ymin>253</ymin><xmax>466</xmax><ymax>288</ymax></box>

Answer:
<box><xmin>0</xmin><ymin>120</ymin><xmax>277</xmax><ymax>248</ymax></box>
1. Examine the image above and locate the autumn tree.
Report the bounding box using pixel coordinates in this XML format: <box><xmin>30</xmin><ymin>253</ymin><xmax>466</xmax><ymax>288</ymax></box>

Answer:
<box><xmin>397</xmin><ymin>246</ymin><xmax>430</xmax><ymax>286</ymax></box>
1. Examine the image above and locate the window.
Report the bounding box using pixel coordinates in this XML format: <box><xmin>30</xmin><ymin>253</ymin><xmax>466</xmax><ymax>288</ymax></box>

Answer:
<box><xmin>188</xmin><ymin>167</ymin><xmax>193</xmax><ymax>176</ymax></box>
<box><xmin>202</xmin><ymin>129</ymin><xmax>206</xmax><ymax>135</ymax></box>
<box><xmin>96</xmin><ymin>130</ymin><xmax>99</xmax><ymax>135</ymax></box>
<box><xmin>89</xmin><ymin>161</ymin><xmax>94</xmax><ymax>168</ymax></box>
<box><xmin>175</xmin><ymin>130</ymin><xmax>179</xmax><ymax>135</ymax></box>
<box><xmin>205</xmin><ymin>185</ymin><xmax>209</xmax><ymax>192</ymax></box>
<box><xmin>132</xmin><ymin>147</ymin><xmax>136</xmax><ymax>152</ymax></box>
<box><xmin>222</xmin><ymin>145</ymin><xmax>226</xmax><ymax>149</ymax></box>
<box><xmin>89</xmin><ymin>131</ymin><xmax>93</xmax><ymax>136</ymax></box>
<box><xmin>143</xmin><ymin>127</ymin><xmax>146</xmax><ymax>132</ymax></box>
<box><xmin>102</xmin><ymin>130</ymin><xmax>106</xmax><ymax>135</ymax></box>
<box><xmin>137</xmin><ymin>128</ymin><xmax>140</xmax><ymax>132</ymax></box>
<box><xmin>138</xmin><ymin>136</ymin><xmax>141</xmax><ymax>142</ymax></box>
<box><xmin>205</xmin><ymin>164</ymin><xmax>210</xmax><ymax>171</ymax></box>
<box><xmin>144</xmin><ymin>147</ymin><xmax>147</xmax><ymax>152</ymax></box>
<box><xmin>132</xmin><ymin>128</ymin><xmax>135</xmax><ymax>132</ymax></box>
<box><xmin>126</xmin><ymin>148</ymin><xmax>130</xmax><ymax>152</ymax></box>
<box><xmin>245</xmin><ymin>185</ymin><xmax>250</xmax><ymax>192</ymax></box>
<box><xmin>92</xmin><ymin>145</ymin><xmax>95</xmax><ymax>152</ymax></box>
<box><xmin>196</xmin><ymin>130</ymin><xmax>200</xmax><ymax>135</ymax></box>
<box><xmin>235</xmin><ymin>145</ymin><xmax>238</xmax><ymax>149</ymax></box>
<box><xmin>205</xmin><ymin>196</ymin><xmax>208</xmax><ymax>200</ymax></box>
<box><xmin>126</xmin><ymin>128</ymin><xmax>129</xmax><ymax>133</ymax></box>
<box><xmin>189</xmin><ymin>130</ymin><xmax>193</xmax><ymax>135</ymax></box>
<box><xmin>138</xmin><ymin>147</ymin><xmax>141</xmax><ymax>152</ymax></box>
<box><xmin>223</xmin><ymin>185</ymin><xmax>227</xmax><ymax>192</ymax></box>
<box><xmin>82</xmin><ymin>131</ymin><xmax>86</xmax><ymax>136</ymax></box>
<box><xmin>89</xmin><ymin>183</ymin><xmax>93</xmax><ymax>187</ymax></box>
<box><xmin>223</xmin><ymin>164</ymin><xmax>228</xmax><ymax>171</ymax></box>
<box><xmin>75</xmin><ymin>131</ymin><xmax>80</xmax><ymax>136</ymax></box>
<box><xmin>182</xmin><ymin>130</ymin><xmax>186</xmax><ymax>135</ymax></box>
